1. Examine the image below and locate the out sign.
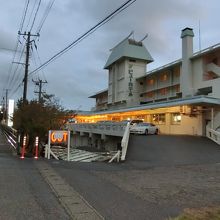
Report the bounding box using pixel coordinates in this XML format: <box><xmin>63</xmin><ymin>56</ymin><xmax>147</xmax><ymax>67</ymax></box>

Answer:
<box><xmin>50</xmin><ymin>131</ymin><xmax>68</xmax><ymax>143</ymax></box>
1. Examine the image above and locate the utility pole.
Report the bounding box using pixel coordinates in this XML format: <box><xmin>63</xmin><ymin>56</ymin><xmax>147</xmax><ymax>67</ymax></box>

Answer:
<box><xmin>33</xmin><ymin>78</ymin><xmax>47</xmax><ymax>103</ymax></box>
<box><xmin>18</xmin><ymin>31</ymin><xmax>39</xmax><ymax>103</ymax></box>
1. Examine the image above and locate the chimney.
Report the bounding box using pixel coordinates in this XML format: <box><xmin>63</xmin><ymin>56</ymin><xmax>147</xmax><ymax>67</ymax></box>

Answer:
<box><xmin>180</xmin><ymin>27</ymin><xmax>194</xmax><ymax>97</ymax></box>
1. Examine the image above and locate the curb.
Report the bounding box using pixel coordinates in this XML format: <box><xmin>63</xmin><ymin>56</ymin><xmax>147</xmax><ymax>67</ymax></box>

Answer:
<box><xmin>36</xmin><ymin>161</ymin><xmax>104</xmax><ymax>220</ymax></box>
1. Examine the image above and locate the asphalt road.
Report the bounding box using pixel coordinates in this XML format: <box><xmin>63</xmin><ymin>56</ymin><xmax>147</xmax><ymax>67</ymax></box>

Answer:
<box><xmin>49</xmin><ymin>134</ymin><xmax>220</xmax><ymax>220</ymax></box>
<box><xmin>1</xmin><ymin>130</ymin><xmax>220</xmax><ymax>220</ymax></box>
<box><xmin>0</xmin><ymin>131</ymin><xmax>70</xmax><ymax>220</ymax></box>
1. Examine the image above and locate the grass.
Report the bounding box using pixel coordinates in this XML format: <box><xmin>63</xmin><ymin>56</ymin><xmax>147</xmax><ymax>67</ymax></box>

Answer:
<box><xmin>168</xmin><ymin>206</ymin><xmax>220</xmax><ymax>220</ymax></box>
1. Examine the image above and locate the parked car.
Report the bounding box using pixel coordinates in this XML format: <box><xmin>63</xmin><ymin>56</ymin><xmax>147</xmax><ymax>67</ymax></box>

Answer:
<box><xmin>121</xmin><ymin>119</ymin><xmax>143</xmax><ymax>125</ymax></box>
<box><xmin>130</xmin><ymin>122</ymin><xmax>159</xmax><ymax>135</ymax></box>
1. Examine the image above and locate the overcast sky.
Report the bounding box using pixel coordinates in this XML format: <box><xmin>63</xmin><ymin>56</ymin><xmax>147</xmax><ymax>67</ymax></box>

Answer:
<box><xmin>0</xmin><ymin>0</ymin><xmax>219</xmax><ymax>110</ymax></box>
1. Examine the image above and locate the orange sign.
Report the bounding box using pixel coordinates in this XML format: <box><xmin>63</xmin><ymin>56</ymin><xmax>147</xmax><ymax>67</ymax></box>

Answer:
<box><xmin>50</xmin><ymin>131</ymin><xmax>68</xmax><ymax>143</ymax></box>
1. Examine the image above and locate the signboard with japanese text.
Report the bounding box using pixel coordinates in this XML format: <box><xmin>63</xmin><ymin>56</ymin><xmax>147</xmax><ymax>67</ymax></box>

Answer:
<box><xmin>50</xmin><ymin>130</ymin><xmax>68</xmax><ymax>144</ymax></box>
<box><xmin>47</xmin><ymin>130</ymin><xmax>71</xmax><ymax>161</ymax></box>
<box><xmin>128</xmin><ymin>64</ymin><xmax>133</xmax><ymax>96</ymax></box>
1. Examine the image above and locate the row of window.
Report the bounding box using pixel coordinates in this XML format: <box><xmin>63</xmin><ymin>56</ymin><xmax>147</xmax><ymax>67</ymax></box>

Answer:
<box><xmin>144</xmin><ymin>85</ymin><xmax>180</xmax><ymax>98</ymax></box>
<box><xmin>147</xmin><ymin>68</ymin><xmax>180</xmax><ymax>86</ymax></box>
<box><xmin>152</xmin><ymin>113</ymin><xmax>181</xmax><ymax>125</ymax></box>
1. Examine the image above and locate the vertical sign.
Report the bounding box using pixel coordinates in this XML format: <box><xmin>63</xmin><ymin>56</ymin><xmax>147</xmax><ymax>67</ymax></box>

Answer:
<box><xmin>128</xmin><ymin>64</ymin><xmax>133</xmax><ymax>96</ymax></box>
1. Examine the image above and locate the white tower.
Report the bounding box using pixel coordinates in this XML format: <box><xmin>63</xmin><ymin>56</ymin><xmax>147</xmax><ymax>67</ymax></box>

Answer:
<box><xmin>180</xmin><ymin>27</ymin><xmax>194</xmax><ymax>97</ymax></box>
<box><xmin>104</xmin><ymin>36</ymin><xmax>153</xmax><ymax>108</ymax></box>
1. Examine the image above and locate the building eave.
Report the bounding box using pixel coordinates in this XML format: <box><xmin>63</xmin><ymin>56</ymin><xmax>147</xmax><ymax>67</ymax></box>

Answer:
<box><xmin>190</xmin><ymin>43</ymin><xmax>220</xmax><ymax>60</ymax></box>
<box><xmin>136</xmin><ymin>59</ymin><xmax>182</xmax><ymax>80</ymax></box>
<box><xmin>79</xmin><ymin>96</ymin><xmax>220</xmax><ymax>116</ymax></box>
<box><xmin>88</xmin><ymin>89</ymin><xmax>108</xmax><ymax>98</ymax></box>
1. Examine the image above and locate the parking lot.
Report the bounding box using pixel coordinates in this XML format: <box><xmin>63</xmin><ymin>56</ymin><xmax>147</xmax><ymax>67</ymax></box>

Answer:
<box><xmin>48</xmin><ymin>135</ymin><xmax>220</xmax><ymax>219</ymax></box>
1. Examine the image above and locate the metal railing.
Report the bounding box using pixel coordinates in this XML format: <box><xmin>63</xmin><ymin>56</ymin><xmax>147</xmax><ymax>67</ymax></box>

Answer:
<box><xmin>206</xmin><ymin>127</ymin><xmax>220</xmax><ymax>145</ymax></box>
<box><xmin>121</xmin><ymin>122</ymin><xmax>130</xmax><ymax>161</ymax></box>
<box><xmin>0</xmin><ymin>124</ymin><xmax>17</xmax><ymax>149</ymax></box>
<box><xmin>109</xmin><ymin>122</ymin><xmax>130</xmax><ymax>163</ymax></box>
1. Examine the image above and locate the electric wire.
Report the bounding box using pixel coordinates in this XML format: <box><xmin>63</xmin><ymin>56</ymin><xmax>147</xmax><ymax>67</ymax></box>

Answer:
<box><xmin>5</xmin><ymin>36</ymin><xmax>22</xmax><ymax>88</ymax></box>
<box><xmin>35</xmin><ymin>47</ymin><xmax>47</xmax><ymax>81</ymax></box>
<box><xmin>5</xmin><ymin>0</ymin><xmax>30</xmax><ymax>91</ymax></box>
<box><xmin>29</xmin><ymin>0</ymin><xmax>136</xmax><ymax>75</ymax></box>
<box><xmin>19</xmin><ymin>0</ymin><xmax>30</xmax><ymax>32</ymax></box>
<box><xmin>30</xmin><ymin>0</ymin><xmax>42</xmax><ymax>32</ymax></box>
<box><xmin>9</xmin><ymin>0</ymin><xmax>42</xmax><ymax>98</ymax></box>
<box><xmin>10</xmin><ymin>83</ymin><xmax>23</xmax><ymax>97</ymax></box>
<box><xmin>7</xmin><ymin>44</ymin><xmax>26</xmax><ymax>92</ymax></box>
<box><xmin>36</xmin><ymin>0</ymin><xmax>55</xmax><ymax>34</ymax></box>
<box><xmin>25</xmin><ymin>0</ymin><xmax>37</xmax><ymax>31</ymax></box>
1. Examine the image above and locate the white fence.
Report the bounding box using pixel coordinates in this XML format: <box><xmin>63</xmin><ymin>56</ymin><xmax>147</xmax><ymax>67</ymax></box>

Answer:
<box><xmin>65</xmin><ymin>122</ymin><xmax>127</xmax><ymax>137</ymax></box>
<box><xmin>121</xmin><ymin>122</ymin><xmax>130</xmax><ymax>161</ymax></box>
<box><xmin>206</xmin><ymin>127</ymin><xmax>220</xmax><ymax>145</ymax></box>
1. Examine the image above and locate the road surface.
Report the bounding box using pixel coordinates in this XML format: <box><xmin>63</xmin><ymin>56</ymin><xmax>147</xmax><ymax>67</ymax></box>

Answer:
<box><xmin>1</xmin><ymin>129</ymin><xmax>220</xmax><ymax>220</ymax></box>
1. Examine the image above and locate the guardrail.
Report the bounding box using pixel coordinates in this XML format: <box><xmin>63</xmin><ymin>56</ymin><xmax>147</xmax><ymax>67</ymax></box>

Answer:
<box><xmin>121</xmin><ymin>122</ymin><xmax>130</xmax><ymax>161</ymax></box>
<box><xmin>109</xmin><ymin>122</ymin><xmax>131</xmax><ymax>163</ymax></box>
<box><xmin>65</xmin><ymin>122</ymin><xmax>127</xmax><ymax>137</ymax></box>
<box><xmin>0</xmin><ymin>124</ymin><xmax>17</xmax><ymax>149</ymax></box>
<box><xmin>206</xmin><ymin>127</ymin><xmax>220</xmax><ymax>145</ymax></box>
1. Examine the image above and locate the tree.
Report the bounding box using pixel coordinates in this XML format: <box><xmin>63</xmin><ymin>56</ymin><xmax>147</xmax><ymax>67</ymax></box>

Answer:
<box><xmin>13</xmin><ymin>95</ymin><xmax>65</xmax><ymax>154</ymax></box>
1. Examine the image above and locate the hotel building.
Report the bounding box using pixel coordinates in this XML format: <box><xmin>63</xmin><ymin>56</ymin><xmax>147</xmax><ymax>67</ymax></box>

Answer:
<box><xmin>75</xmin><ymin>28</ymin><xmax>220</xmax><ymax>136</ymax></box>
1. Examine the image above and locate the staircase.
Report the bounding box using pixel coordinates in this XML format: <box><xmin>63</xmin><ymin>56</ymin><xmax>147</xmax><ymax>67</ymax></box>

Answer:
<box><xmin>47</xmin><ymin>145</ymin><xmax>111</xmax><ymax>162</ymax></box>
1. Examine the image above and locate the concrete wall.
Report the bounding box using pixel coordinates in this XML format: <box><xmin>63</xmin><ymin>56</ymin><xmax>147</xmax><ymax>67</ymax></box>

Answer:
<box><xmin>125</xmin><ymin>59</ymin><xmax>147</xmax><ymax>107</ymax></box>
<box><xmin>191</xmin><ymin>52</ymin><xmax>220</xmax><ymax>99</ymax></box>
<box><xmin>107</xmin><ymin>58</ymin><xmax>147</xmax><ymax>108</ymax></box>
<box><xmin>71</xmin><ymin>132</ymin><xmax>121</xmax><ymax>152</ymax></box>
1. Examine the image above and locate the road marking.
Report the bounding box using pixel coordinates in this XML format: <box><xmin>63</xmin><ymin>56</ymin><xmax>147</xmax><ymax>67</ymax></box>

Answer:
<box><xmin>36</xmin><ymin>161</ymin><xmax>104</xmax><ymax>220</ymax></box>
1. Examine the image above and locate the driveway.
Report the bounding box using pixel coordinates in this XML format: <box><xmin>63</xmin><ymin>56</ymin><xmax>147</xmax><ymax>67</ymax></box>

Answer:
<box><xmin>48</xmin><ymin>135</ymin><xmax>220</xmax><ymax>220</ymax></box>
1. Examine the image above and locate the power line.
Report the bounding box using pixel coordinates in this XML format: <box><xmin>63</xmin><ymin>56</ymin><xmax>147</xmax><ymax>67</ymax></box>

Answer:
<box><xmin>29</xmin><ymin>0</ymin><xmax>136</xmax><ymax>75</ymax></box>
<box><xmin>25</xmin><ymin>0</ymin><xmax>38</xmax><ymax>31</ymax></box>
<box><xmin>18</xmin><ymin>31</ymin><xmax>39</xmax><ymax>102</ymax></box>
<box><xmin>10</xmin><ymin>83</ymin><xmax>23</xmax><ymax>97</ymax></box>
<box><xmin>19</xmin><ymin>0</ymin><xmax>30</xmax><ymax>32</ymax></box>
<box><xmin>32</xmin><ymin>45</ymin><xmax>47</xmax><ymax>82</ymax></box>
<box><xmin>7</xmin><ymin>44</ymin><xmax>26</xmax><ymax>90</ymax></box>
<box><xmin>30</xmin><ymin>0</ymin><xmax>42</xmax><ymax>32</ymax></box>
<box><xmin>36</xmin><ymin>0</ymin><xmax>55</xmax><ymax>34</ymax></box>
<box><xmin>5</xmin><ymin>0</ymin><xmax>30</xmax><ymax>91</ymax></box>
<box><xmin>7</xmin><ymin>0</ymin><xmax>41</xmax><ymax>97</ymax></box>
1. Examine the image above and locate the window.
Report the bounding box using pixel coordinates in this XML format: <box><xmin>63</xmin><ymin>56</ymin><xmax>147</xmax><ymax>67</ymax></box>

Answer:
<box><xmin>152</xmin><ymin>114</ymin><xmax>165</xmax><ymax>124</ymax></box>
<box><xmin>175</xmin><ymin>85</ymin><xmax>180</xmax><ymax>92</ymax></box>
<box><xmin>147</xmin><ymin>91</ymin><xmax>154</xmax><ymax>98</ymax></box>
<box><xmin>160</xmin><ymin>88</ymin><xmax>168</xmax><ymax>96</ymax></box>
<box><xmin>174</xmin><ymin>67</ymin><xmax>180</xmax><ymax>77</ymax></box>
<box><xmin>212</xmin><ymin>58</ymin><xmax>218</xmax><ymax>65</ymax></box>
<box><xmin>147</xmin><ymin>79</ymin><xmax>154</xmax><ymax>86</ymax></box>
<box><xmin>160</xmin><ymin>73</ymin><xmax>168</xmax><ymax>82</ymax></box>
<box><xmin>171</xmin><ymin>113</ymin><xmax>181</xmax><ymax>124</ymax></box>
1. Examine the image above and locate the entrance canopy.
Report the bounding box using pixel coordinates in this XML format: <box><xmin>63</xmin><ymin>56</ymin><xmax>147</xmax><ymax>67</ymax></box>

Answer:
<box><xmin>73</xmin><ymin>96</ymin><xmax>220</xmax><ymax>123</ymax></box>
<box><xmin>82</xmin><ymin>95</ymin><xmax>220</xmax><ymax>116</ymax></box>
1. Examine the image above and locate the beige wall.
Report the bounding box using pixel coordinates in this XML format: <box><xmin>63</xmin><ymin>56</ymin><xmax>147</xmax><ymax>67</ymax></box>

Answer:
<box><xmin>191</xmin><ymin>54</ymin><xmax>220</xmax><ymax>99</ymax></box>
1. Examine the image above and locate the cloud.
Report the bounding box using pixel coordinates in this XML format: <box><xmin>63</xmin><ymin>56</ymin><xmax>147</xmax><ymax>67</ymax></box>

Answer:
<box><xmin>0</xmin><ymin>0</ymin><xmax>219</xmax><ymax>110</ymax></box>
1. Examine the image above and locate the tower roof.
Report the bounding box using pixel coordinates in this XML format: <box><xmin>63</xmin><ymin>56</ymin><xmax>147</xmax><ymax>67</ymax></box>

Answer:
<box><xmin>104</xmin><ymin>38</ymin><xmax>153</xmax><ymax>69</ymax></box>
